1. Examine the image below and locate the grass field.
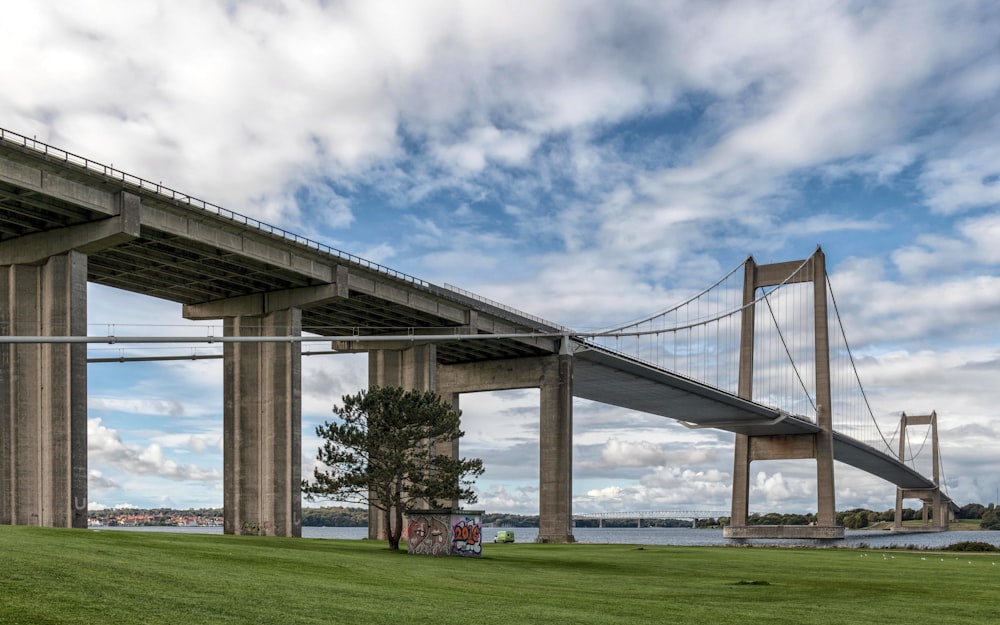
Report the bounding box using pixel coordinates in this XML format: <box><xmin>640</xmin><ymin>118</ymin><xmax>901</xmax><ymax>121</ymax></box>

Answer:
<box><xmin>2</xmin><ymin>526</ymin><xmax>998</xmax><ymax>624</ymax></box>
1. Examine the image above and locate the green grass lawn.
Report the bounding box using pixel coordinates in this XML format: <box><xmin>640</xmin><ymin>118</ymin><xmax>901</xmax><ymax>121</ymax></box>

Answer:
<box><xmin>2</xmin><ymin>526</ymin><xmax>998</xmax><ymax>625</ymax></box>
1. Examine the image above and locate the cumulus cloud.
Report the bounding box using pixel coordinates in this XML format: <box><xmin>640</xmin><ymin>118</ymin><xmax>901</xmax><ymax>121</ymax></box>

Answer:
<box><xmin>88</xmin><ymin>470</ymin><xmax>120</xmax><ymax>491</ymax></box>
<box><xmin>599</xmin><ymin>439</ymin><xmax>667</xmax><ymax>468</ymax></box>
<box><xmin>88</xmin><ymin>419</ymin><xmax>220</xmax><ymax>483</ymax></box>
<box><xmin>475</xmin><ymin>484</ymin><xmax>538</xmax><ymax>515</ymax></box>
<box><xmin>88</xmin><ymin>398</ymin><xmax>188</xmax><ymax>419</ymax></box>
<box><xmin>88</xmin><ymin>502</ymin><xmax>141</xmax><ymax>511</ymax></box>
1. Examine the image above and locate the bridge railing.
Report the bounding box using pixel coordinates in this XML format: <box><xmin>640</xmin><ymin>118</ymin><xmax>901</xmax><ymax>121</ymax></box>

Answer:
<box><xmin>440</xmin><ymin>283</ymin><xmax>573</xmax><ymax>332</ymax></box>
<box><xmin>1</xmin><ymin>127</ymin><xmax>580</xmax><ymax>336</ymax></box>
<box><xmin>0</xmin><ymin>127</ymin><xmax>431</xmax><ymax>288</ymax></box>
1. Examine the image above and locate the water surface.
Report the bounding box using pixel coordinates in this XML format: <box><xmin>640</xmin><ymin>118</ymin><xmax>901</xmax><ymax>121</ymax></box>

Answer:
<box><xmin>97</xmin><ymin>525</ymin><xmax>1000</xmax><ymax>549</ymax></box>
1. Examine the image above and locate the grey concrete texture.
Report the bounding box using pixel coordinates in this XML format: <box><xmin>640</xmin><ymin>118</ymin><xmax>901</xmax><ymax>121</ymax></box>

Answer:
<box><xmin>1</xmin><ymin>253</ymin><xmax>88</xmax><ymax>528</ymax></box>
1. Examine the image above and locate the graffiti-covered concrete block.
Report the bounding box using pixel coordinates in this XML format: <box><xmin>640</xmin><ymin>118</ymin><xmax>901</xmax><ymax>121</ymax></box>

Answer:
<box><xmin>405</xmin><ymin>509</ymin><xmax>483</xmax><ymax>557</ymax></box>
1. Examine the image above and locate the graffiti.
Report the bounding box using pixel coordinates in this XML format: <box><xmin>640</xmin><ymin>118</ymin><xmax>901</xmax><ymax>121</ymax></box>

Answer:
<box><xmin>406</xmin><ymin>511</ymin><xmax>484</xmax><ymax>557</ymax></box>
<box><xmin>407</xmin><ymin>514</ymin><xmax>451</xmax><ymax>556</ymax></box>
<box><xmin>240</xmin><ymin>520</ymin><xmax>271</xmax><ymax>536</ymax></box>
<box><xmin>451</xmin><ymin>516</ymin><xmax>482</xmax><ymax>557</ymax></box>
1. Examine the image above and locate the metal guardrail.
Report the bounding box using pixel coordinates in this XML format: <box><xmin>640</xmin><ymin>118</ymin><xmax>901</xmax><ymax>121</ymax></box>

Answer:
<box><xmin>0</xmin><ymin>126</ymin><xmax>572</xmax><ymax>334</ymax></box>
<box><xmin>0</xmin><ymin>127</ymin><xmax>429</xmax><ymax>287</ymax></box>
<box><xmin>440</xmin><ymin>283</ymin><xmax>573</xmax><ymax>332</ymax></box>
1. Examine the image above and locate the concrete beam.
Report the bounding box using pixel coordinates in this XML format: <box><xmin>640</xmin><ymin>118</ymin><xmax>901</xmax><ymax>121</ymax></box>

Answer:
<box><xmin>184</xmin><ymin>278</ymin><xmax>347</xmax><ymax>320</ymax></box>
<box><xmin>1</xmin><ymin>252</ymin><xmax>88</xmax><ymax>528</ymax></box>
<box><xmin>0</xmin><ymin>192</ymin><xmax>140</xmax><ymax>265</ymax></box>
<box><xmin>0</xmin><ymin>156</ymin><xmax>118</xmax><ymax>214</ymax></box>
<box><xmin>332</xmin><ymin>328</ymin><xmax>454</xmax><ymax>354</ymax></box>
<box><xmin>346</xmin><ymin>272</ymin><xmax>467</xmax><ymax>326</ymax></box>
<box><xmin>437</xmin><ymin>357</ymin><xmax>552</xmax><ymax>394</ymax></box>
<box><xmin>139</xmin><ymin>202</ymin><xmax>334</xmax><ymax>283</ymax></box>
<box><xmin>754</xmin><ymin>259</ymin><xmax>813</xmax><ymax>287</ymax></box>
<box><xmin>749</xmin><ymin>434</ymin><xmax>817</xmax><ymax>461</ymax></box>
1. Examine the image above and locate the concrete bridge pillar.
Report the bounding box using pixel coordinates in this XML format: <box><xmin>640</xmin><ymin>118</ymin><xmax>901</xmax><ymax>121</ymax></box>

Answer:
<box><xmin>726</xmin><ymin>250</ymin><xmax>841</xmax><ymax>539</ymax></box>
<box><xmin>0</xmin><ymin>191</ymin><xmax>138</xmax><ymax>529</ymax></box>
<box><xmin>0</xmin><ymin>252</ymin><xmax>88</xmax><ymax>528</ymax></box>
<box><xmin>893</xmin><ymin>412</ymin><xmax>948</xmax><ymax>532</ymax></box>
<box><xmin>185</xmin><ymin>279</ymin><xmax>357</xmax><ymax>538</ymax></box>
<box><xmin>366</xmin><ymin>345</ymin><xmax>441</xmax><ymax>540</ymax></box>
<box><xmin>437</xmin><ymin>353</ymin><xmax>575</xmax><ymax>543</ymax></box>
<box><xmin>537</xmin><ymin>352</ymin><xmax>574</xmax><ymax>543</ymax></box>
<box><xmin>220</xmin><ymin>310</ymin><xmax>302</xmax><ymax>537</ymax></box>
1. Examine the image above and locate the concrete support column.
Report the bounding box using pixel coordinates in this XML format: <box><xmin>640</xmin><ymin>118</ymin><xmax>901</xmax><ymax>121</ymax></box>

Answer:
<box><xmin>893</xmin><ymin>412</ymin><xmax>908</xmax><ymax>530</ymax></box>
<box><xmin>223</xmin><ymin>309</ymin><xmax>301</xmax><ymax>537</ymax></box>
<box><xmin>730</xmin><ymin>258</ymin><xmax>756</xmax><ymax>529</ymax></box>
<box><xmin>369</xmin><ymin>345</ymin><xmax>437</xmax><ymax>391</ymax></box>
<box><xmin>537</xmin><ymin>352</ymin><xmax>574</xmax><ymax>543</ymax></box>
<box><xmin>0</xmin><ymin>252</ymin><xmax>88</xmax><ymax>528</ymax></box>
<box><xmin>730</xmin><ymin>435</ymin><xmax>750</xmax><ymax>527</ymax></box>
<box><xmin>366</xmin><ymin>345</ymin><xmax>438</xmax><ymax>540</ymax></box>
<box><xmin>811</xmin><ymin>249</ymin><xmax>837</xmax><ymax>527</ymax></box>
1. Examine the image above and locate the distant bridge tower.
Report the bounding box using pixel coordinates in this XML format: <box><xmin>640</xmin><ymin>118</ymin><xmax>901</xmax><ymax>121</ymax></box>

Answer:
<box><xmin>724</xmin><ymin>249</ymin><xmax>842</xmax><ymax>539</ymax></box>
<box><xmin>893</xmin><ymin>412</ymin><xmax>951</xmax><ymax>531</ymax></box>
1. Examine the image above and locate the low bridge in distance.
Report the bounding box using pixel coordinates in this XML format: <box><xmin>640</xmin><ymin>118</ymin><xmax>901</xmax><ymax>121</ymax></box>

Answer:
<box><xmin>574</xmin><ymin>510</ymin><xmax>731</xmax><ymax>528</ymax></box>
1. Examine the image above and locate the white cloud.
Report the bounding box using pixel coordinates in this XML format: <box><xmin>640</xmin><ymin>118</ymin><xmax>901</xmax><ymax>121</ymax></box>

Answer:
<box><xmin>475</xmin><ymin>484</ymin><xmax>538</xmax><ymax>515</ymax></box>
<box><xmin>88</xmin><ymin>398</ymin><xmax>189</xmax><ymax>419</ymax></box>
<box><xmin>88</xmin><ymin>470</ymin><xmax>120</xmax><ymax>491</ymax></box>
<box><xmin>88</xmin><ymin>418</ymin><xmax>220</xmax><ymax>483</ymax></box>
<box><xmin>599</xmin><ymin>439</ymin><xmax>667</xmax><ymax>468</ymax></box>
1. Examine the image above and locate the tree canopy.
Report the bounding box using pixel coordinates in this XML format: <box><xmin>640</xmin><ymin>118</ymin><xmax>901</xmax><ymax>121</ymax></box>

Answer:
<box><xmin>302</xmin><ymin>386</ymin><xmax>484</xmax><ymax>550</ymax></box>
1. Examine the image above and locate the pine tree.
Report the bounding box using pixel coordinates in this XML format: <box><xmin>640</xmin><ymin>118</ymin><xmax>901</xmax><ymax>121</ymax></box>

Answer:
<box><xmin>303</xmin><ymin>386</ymin><xmax>484</xmax><ymax>550</ymax></box>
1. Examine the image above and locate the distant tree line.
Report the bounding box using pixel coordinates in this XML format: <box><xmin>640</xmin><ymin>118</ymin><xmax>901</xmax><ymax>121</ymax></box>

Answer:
<box><xmin>88</xmin><ymin>502</ymin><xmax>1000</xmax><ymax>529</ymax></box>
<box><xmin>301</xmin><ymin>507</ymin><xmax>368</xmax><ymax>527</ymax></box>
<box><xmin>959</xmin><ymin>503</ymin><xmax>1000</xmax><ymax>530</ymax></box>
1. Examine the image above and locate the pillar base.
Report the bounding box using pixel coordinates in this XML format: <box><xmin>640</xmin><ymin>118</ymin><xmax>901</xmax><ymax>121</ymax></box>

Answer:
<box><xmin>535</xmin><ymin>533</ymin><xmax>576</xmax><ymax>544</ymax></box>
<box><xmin>890</xmin><ymin>525</ymin><xmax>950</xmax><ymax>534</ymax></box>
<box><xmin>724</xmin><ymin>525</ymin><xmax>845</xmax><ymax>539</ymax></box>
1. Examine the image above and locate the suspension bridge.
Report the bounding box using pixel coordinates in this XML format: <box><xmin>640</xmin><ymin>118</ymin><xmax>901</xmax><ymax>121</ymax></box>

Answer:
<box><xmin>0</xmin><ymin>128</ymin><xmax>952</xmax><ymax>541</ymax></box>
<box><xmin>574</xmin><ymin>511</ymin><xmax>730</xmax><ymax>528</ymax></box>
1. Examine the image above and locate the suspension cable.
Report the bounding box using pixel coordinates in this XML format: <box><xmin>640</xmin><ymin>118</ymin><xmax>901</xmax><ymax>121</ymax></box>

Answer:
<box><xmin>593</xmin><ymin>257</ymin><xmax>748</xmax><ymax>333</ymax></box>
<box><xmin>763</xmin><ymin>289</ymin><xmax>817</xmax><ymax>414</ymax></box>
<box><xmin>904</xmin><ymin>422</ymin><xmax>933</xmax><ymax>464</ymax></box>
<box><xmin>591</xmin><ymin>254</ymin><xmax>816</xmax><ymax>338</ymax></box>
<box><xmin>826</xmin><ymin>274</ymin><xmax>897</xmax><ymax>453</ymax></box>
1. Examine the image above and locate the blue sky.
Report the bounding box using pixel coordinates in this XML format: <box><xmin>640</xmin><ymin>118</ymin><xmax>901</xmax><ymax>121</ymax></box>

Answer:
<box><xmin>4</xmin><ymin>0</ymin><xmax>1000</xmax><ymax>515</ymax></box>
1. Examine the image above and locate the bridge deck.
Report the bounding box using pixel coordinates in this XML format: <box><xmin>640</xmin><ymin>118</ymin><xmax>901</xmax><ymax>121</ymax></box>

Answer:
<box><xmin>0</xmin><ymin>136</ymin><xmax>557</xmax><ymax>364</ymax></box>
<box><xmin>573</xmin><ymin>344</ymin><xmax>938</xmax><ymax>490</ymax></box>
<box><xmin>0</xmin><ymin>131</ymin><xmax>939</xmax><ymax>494</ymax></box>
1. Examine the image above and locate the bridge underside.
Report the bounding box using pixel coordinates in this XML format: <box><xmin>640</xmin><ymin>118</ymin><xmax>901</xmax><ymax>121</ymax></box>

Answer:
<box><xmin>571</xmin><ymin>346</ymin><xmax>938</xmax><ymax>491</ymax></box>
<box><xmin>0</xmin><ymin>139</ymin><xmax>563</xmax><ymax>536</ymax></box>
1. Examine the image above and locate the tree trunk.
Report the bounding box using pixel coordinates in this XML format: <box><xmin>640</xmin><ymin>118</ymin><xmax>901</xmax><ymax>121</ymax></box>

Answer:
<box><xmin>388</xmin><ymin>474</ymin><xmax>404</xmax><ymax>550</ymax></box>
<box><xmin>383</xmin><ymin>505</ymin><xmax>399</xmax><ymax>550</ymax></box>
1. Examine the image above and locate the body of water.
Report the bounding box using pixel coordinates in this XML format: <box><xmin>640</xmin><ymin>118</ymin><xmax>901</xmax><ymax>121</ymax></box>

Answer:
<box><xmin>94</xmin><ymin>525</ymin><xmax>1000</xmax><ymax>549</ymax></box>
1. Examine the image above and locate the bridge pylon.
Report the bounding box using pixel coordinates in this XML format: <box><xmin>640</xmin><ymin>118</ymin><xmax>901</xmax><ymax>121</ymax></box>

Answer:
<box><xmin>724</xmin><ymin>249</ymin><xmax>844</xmax><ymax>540</ymax></box>
<box><xmin>893</xmin><ymin>411</ymin><xmax>953</xmax><ymax>532</ymax></box>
